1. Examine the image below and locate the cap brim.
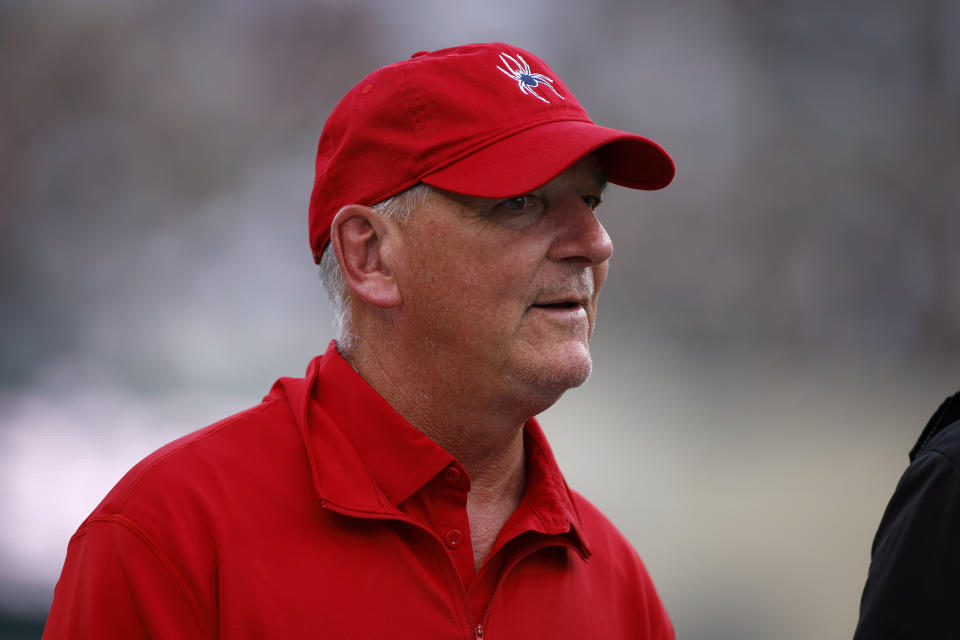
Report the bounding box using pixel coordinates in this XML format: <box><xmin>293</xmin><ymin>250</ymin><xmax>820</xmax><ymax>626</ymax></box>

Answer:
<box><xmin>421</xmin><ymin>119</ymin><xmax>674</xmax><ymax>197</ymax></box>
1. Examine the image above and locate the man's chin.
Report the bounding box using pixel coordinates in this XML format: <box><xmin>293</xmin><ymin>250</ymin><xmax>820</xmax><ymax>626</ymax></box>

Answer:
<box><xmin>516</xmin><ymin>349</ymin><xmax>594</xmax><ymax>398</ymax></box>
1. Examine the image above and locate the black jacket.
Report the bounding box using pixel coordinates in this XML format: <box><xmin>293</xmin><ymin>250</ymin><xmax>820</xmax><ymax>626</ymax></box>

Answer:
<box><xmin>854</xmin><ymin>390</ymin><xmax>960</xmax><ymax>639</ymax></box>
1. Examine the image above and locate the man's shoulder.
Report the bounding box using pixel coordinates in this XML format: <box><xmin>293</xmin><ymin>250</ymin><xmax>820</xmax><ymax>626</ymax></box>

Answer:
<box><xmin>77</xmin><ymin>392</ymin><xmax>304</xmax><ymax>537</ymax></box>
<box><xmin>910</xmin><ymin>389</ymin><xmax>960</xmax><ymax>469</ymax></box>
<box><xmin>916</xmin><ymin>418</ymin><xmax>960</xmax><ymax>472</ymax></box>
<box><xmin>562</xmin><ymin>488</ymin><xmax>672</xmax><ymax>635</ymax></box>
<box><xmin>854</xmin><ymin>391</ymin><xmax>960</xmax><ymax>638</ymax></box>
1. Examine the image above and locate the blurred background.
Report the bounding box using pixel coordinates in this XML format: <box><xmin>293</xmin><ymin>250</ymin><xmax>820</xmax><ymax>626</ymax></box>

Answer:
<box><xmin>1</xmin><ymin>0</ymin><xmax>958</xmax><ymax>638</ymax></box>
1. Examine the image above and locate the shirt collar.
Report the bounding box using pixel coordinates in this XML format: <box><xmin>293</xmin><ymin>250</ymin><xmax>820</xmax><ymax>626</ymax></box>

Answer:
<box><xmin>284</xmin><ymin>340</ymin><xmax>590</xmax><ymax>556</ymax></box>
<box><xmin>512</xmin><ymin>419</ymin><xmax>592</xmax><ymax>558</ymax></box>
<box><xmin>299</xmin><ymin>341</ymin><xmax>454</xmax><ymax>512</ymax></box>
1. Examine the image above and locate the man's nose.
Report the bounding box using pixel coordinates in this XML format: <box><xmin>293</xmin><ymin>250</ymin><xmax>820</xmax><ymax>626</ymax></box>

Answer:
<box><xmin>547</xmin><ymin>197</ymin><xmax>614</xmax><ymax>266</ymax></box>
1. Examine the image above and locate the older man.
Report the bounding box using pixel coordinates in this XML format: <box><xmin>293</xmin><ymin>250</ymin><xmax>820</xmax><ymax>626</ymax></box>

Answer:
<box><xmin>44</xmin><ymin>43</ymin><xmax>675</xmax><ymax>639</ymax></box>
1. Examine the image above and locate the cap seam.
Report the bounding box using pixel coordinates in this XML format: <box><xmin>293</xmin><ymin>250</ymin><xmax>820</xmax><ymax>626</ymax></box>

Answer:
<box><xmin>401</xmin><ymin>59</ymin><xmax>436</xmax><ymax>153</ymax></box>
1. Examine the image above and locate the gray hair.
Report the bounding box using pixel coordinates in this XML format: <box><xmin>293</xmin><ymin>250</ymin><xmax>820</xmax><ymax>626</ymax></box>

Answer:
<box><xmin>319</xmin><ymin>183</ymin><xmax>433</xmax><ymax>347</ymax></box>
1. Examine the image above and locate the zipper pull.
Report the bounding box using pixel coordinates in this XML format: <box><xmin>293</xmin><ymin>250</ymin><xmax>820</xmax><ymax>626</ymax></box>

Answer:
<box><xmin>475</xmin><ymin>623</ymin><xmax>484</xmax><ymax>640</ymax></box>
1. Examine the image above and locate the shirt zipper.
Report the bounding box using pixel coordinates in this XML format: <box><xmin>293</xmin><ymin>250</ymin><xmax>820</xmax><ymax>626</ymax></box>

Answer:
<box><xmin>475</xmin><ymin>623</ymin><xmax>483</xmax><ymax>640</ymax></box>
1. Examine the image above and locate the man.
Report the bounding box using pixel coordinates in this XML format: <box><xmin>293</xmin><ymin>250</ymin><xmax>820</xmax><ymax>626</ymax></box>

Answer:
<box><xmin>854</xmin><ymin>390</ymin><xmax>960</xmax><ymax>638</ymax></box>
<box><xmin>44</xmin><ymin>43</ymin><xmax>675</xmax><ymax>638</ymax></box>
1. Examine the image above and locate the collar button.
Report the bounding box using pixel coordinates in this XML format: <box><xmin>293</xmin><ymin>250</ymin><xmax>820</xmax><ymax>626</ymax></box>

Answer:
<box><xmin>442</xmin><ymin>466</ymin><xmax>462</xmax><ymax>485</ymax></box>
<box><xmin>444</xmin><ymin>529</ymin><xmax>463</xmax><ymax>549</ymax></box>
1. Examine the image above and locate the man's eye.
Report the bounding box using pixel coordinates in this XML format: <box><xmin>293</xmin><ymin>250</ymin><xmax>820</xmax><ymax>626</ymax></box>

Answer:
<box><xmin>584</xmin><ymin>196</ymin><xmax>602</xmax><ymax>211</ymax></box>
<box><xmin>500</xmin><ymin>196</ymin><xmax>533</xmax><ymax>211</ymax></box>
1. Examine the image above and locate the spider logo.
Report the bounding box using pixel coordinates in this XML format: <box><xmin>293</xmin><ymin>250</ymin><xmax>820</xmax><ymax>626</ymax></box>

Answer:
<box><xmin>496</xmin><ymin>52</ymin><xmax>565</xmax><ymax>104</ymax></box>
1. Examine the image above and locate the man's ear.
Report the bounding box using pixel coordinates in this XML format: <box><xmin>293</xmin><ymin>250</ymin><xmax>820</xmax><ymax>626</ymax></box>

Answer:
<box><xmin>329</xmin><ymin>204</ymin><xmax>402</xmax><ymax>309</ymax></box>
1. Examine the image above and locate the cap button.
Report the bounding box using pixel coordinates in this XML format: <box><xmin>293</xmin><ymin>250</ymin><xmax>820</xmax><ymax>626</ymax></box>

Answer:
<box><xmin>410</xmin><ymin>50</ymin><xmax>430</xmax><ymax>58</ymax></box>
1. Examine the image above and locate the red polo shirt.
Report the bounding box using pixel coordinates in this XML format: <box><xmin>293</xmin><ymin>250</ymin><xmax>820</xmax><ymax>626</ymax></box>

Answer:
<box><xmin>44</xmin><ymin>342</ymin><xmax>673</xmax><ymax>639</ymax></box>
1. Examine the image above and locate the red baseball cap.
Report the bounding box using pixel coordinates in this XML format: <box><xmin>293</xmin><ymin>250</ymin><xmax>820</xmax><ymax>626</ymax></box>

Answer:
<box><xmin>308</xmin><ymin>42</ymin><xmax>674</xmax><ymax>262</ymax></box>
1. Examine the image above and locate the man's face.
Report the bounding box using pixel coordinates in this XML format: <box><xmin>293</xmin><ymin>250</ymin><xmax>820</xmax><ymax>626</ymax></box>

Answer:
<box><xmin>391</xmin><ymin>154</ymin><xmax>613</xmax><ymax>408</ymax></box>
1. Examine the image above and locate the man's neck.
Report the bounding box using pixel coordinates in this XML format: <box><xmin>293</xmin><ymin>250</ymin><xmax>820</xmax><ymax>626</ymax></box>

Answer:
<box><xmin>409</xmin><ymin>403</ymin><xmax>528</xmax><ymax>569</ymax></box>
<box><xmin>341</xmin><ymin>335</ymin><xmax>542</xmax><ymax>462</ymax></box>
<box><xmin>341</xmin><ymin>338</ymin><xmax>533</xmax><ymax>568</ymax></box>
<box><xmin>464</xmin><ymin>429</ymin><xmax>526</xmax><ymax>569</ymax></box>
